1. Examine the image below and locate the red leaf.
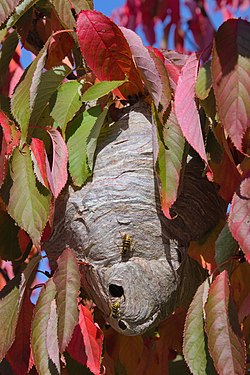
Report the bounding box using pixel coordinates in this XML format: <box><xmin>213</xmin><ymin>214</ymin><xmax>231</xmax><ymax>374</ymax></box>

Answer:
<box><xmin>120</xmin><ymin>26</ymin><xmax>162</xmax><ymax>107</ymax></box>
<box><xmin>0</xmin><ymin>109</ymin><xmax>20</xmax><ymax>156</ymax></box>
<box><xmin>175</xmin><ymin>53</ymin><xmax>208</xmax><ymax>164</ymax></box>
<box><xmin>211</xmin><ymin>19</ymin><xmax>250</xmax><ymax>155</ymax></box>
<box><xmin>18</xmin><ymin>229</ymin><xmax>31</xmax><ymax>255</ymax></box>
<box><xmin>46</xmin><ymin>128</ymin><xmax>68</xmax><ymax>198</ymax></box>
<box><xmin>76</xmin><ymin>10</ymin><xmax>142</xmax><ymax>97</ymax></box>
<box><xmin>229</xmin><ymin>177</ymin><xmax>250</xmax><ymax>262</ymax></box>
<box><xmin>6</xmin><ymin>291</ymin><xmax>34</xmax><ymax>375</ymax></box>
<box><xmin>163</xmin><ymin>50</ymin><xmax>189</xmax><ymax>91</ymax></box>
<box><xmin>67</xmin><ymin>304</ymin><xmax>104</xmax><ymax>375</ymax></box>
<box><xmin>186</xmin><ymin>2</ymin><xmax>214</xmax><ymax>51</ymax></box>
<box><xmin>30</xmin><ymin>138</ymin><xmax>51</xmax><ymax>190</ymax></box>
<box><xmin>205</xmin><ymin>271</ymin><xmax>246</xmax><ymax>375</ymax></box>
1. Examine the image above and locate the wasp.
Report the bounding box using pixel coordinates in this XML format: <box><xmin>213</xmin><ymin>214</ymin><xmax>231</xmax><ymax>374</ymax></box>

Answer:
<box><xmin>116</xmin><ymin>232</ymin><xmax>134</xmax><ymax>257</ymax></box>
<box><xmin>111</xmin><ymin>300</ymin><xmax>121</xmax><ymax>318</ymax></box>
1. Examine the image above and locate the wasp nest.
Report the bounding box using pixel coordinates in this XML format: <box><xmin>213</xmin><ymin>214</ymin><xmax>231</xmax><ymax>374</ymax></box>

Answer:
<box><xmin>45</xmin><ymin>101</ymin><xmax>225</xmax><ymax>335</ymax></box>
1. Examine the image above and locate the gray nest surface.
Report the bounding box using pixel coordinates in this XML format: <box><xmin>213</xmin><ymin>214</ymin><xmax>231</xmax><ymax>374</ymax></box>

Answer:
<box><xmin>45</xmin><ymin>101</ymin><xmax>225</xmax><ymax>335</ymax></box>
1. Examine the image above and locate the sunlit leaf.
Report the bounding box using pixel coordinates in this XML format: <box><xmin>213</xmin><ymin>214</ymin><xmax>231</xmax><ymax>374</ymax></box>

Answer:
<box><xmin>76</xmin><ymin>10</ymin><xmax>142</xmax><ymax>97</ymax></box>
<box><xmin>0</xmin><ymin>31</ymin><xmax>18</xmax><ymax>88</ymax></box>
<box><xmin>183</xmin><ymin>278</ymin><xmax>212</xmax><ymax>375</ymax></box>
<box><xmin>8</xmin><ymin>146</ymin><xmax>50</xmax><ymax>249</ymax></box>
<box><xmin>153</xmin><ymin>106</ymin><xmax>185</xmax><ymax>218</ymax></box>
<box><xmin>175</xmin><ymin>53</ymin><xmax>208</xmax><ymax>164</ymax></box>
<box><xmin>147</xmin><ymin>47</ymin><xmax>171</xmax><ymax>120</ymax></box>
<box><xmin>196</xmin><ymin>60</ymin><xmax>212</xmax><ymax>100</ymax></box>
<box><xmin>215</xmin><ymin>222</ymin><xmax>239</xmax><ymax>268</ymax></box>
<box><xmin>205</xmin><ymin>271</ymin><xmax>246</xmax><ymax>375</ymax></box>
<box><xmin>229</xmin><ymin>177</ymin><xmax>250</xmax><ymax>262</ymax></box>
<box><xmin>82</xmin><ymin>79</ymin><xmax>127</xmax><ymax>102</ymax></box>
<box><xmin>67</xmin><ymin>106</ymin><xmax>102</xmax><ymax>187</ymax></box>
<box><xmin>211</xmin><ymin>19</ymin><xmax>250</xmax><ymax>154</ymax></box>
<box><xmin>30</xmin><ymin>65</ymin><xmax>71</xmax><ymax>128</ymax></box>
<box><xmin>11</xmin><ymin>40</ymin><xmax>49</xmax><ymax>145</ymax></box>
<box><xmin>50</xmin><ymin>81</ymin><xmax>82</xmax><ymax>135</ymax></box>
<box><xmin>67</xmin><ymin>304</ymin><xmax>104</xmax><ymax>375</ymax></box>
<box><xmin>53</xmin><ymin>248</ymin><xmax>81</xmax><ymax>353</ymax></box>
<box><xmin>31</xmin><ymin>278</ymin><xmax>60</xmax><ymax>374</ymax></box>
<box><xmin>120</xmin><ymin>26</ymin><xmax>162</xmax><ymax>107</ymax></box>
<box><xmin>47</xmin><ymin>128</ymin><xmax>68</xmax><ymax>198</ymax></box>
<box><xmin>30</xmin><ymin>137</ymin><xmax>51</xmax><ymax>190</ymax></box>
<box><xmin>0</xmin><ymin>0</ymin><xmax>20</xmax><ymax>26</ymax></box>
<box><xmin>6</xmin><ymin>291</ymin><xmax>34</xmax><ymax>375</ymax></box>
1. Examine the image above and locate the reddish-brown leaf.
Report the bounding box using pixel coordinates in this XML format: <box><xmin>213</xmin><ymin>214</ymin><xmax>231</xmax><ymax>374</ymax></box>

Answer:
<box><xmin>209</xmin><ymin>124</ymin><xmax>241</xmax><ymax>202</ymax></box>
<box><xmin>211</xmin><ymin>19</ymin><xmax>250</xmax><ymax>155</ymax></box>
<box><xmin>229</xmin><ymin>177</ymin><xmax>250</xmax><ymax>262</ymax></box>
<box><xmin>47</xmin><ymin>128</ymin><xmax>68</xmax><ymax>198</ymax></box>
<box><xmin>120</xmin><ymin>26</ymin><xmax>162</xmax><ymax>106</ymax></box>
<box><xmin>67</xmin><ymin>304</ymin><xmax>103</xmax><ymax>375</ymax></box>
<box><xmin>76</xmin><ymin>10</ymin><xmax>142</xmax><ymax>97</ymax></box>
<box><xmin>147</xmin><ymin>47</ymin><xmax>171</xmax><ymax>118</ymax></box>
<box><xmin>175</xmin><ymin>53</ymin><xmax>208</xmax><ymax>164</ymax></box>
<box><xmin>30</xmin><ymin>138</ymin><xmax>51</xmax><ymax>190</ymax></box>
<box><xmin>6</xmin><ymin>291</ymin><xmax>34</xmax><ymax>375</ymax></box>
<box><xmin>238</xmin><ymin>292</ymin><xmax>250</xmax><ymax>323</ymax></box>
<box><xmin>0</xmin><ymin>109</ymin><xmax>20</xmax><ymax>156</ymax></box>
<box><xmin>205</xmin><ymin>271</ymin><xmax>246</xmax><ymax>375</ymax></box>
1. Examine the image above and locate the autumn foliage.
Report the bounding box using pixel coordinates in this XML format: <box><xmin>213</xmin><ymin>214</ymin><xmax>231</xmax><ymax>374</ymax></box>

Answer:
<box><xmin>0</xmin><ymin>0</ymin><xmax>249</xmax><ymax>374</ymax></box>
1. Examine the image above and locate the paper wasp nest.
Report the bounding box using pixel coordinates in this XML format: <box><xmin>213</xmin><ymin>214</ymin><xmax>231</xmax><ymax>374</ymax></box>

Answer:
<box><xmin>45</xmin><ymin>101</ymin><xmax>225</xmax><ymax>336</ymax></box>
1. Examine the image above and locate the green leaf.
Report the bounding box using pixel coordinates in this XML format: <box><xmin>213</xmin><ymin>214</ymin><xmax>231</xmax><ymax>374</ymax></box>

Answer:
<box><xmin>50</xmin><ymin>0</ymin><xmax>76</xmax><ymax>29</ymax></box>
<box><xmin>67</xmin><ymin>106</ymin><xmax>102</xmax><ymax>187</ymax></box>
<box><xmin>0</xmin><ymin>210</ymin><xmax>22</xmax><ymax>260</ymax></box>
<box><xmin>183</xmin><ymin>278</ymin><xmax>212</xmax><ymax>375</ymax></box>
<box><xmin>53</xmin><ymin>248</ymin><xmax>81</xmax><ymax>353</ymax></box>
<box><xmin>82</xmin><ymin>79</ymin><xmax>127</xmax><ymax>102</ymax></box>
<box><xmin>50</xmin><ymin>81</ymin><xmax>82</xmax><ymax>134</ymax></box>
<box><xmin>153</xmin><ymin>106</ymin><xmax>186</xmax><ymax>218</ymax></box>
<box><xmin>6</xmin><ymin>0</ymin><xmax>40</xmax><ymax>29</ymax></box>
<box><xmin>0</xmin><ymin>0</ymin><xmax>20</xmax><ymax>27</ymax></box>
<box><xmin>8</xmin><ymin>146</ymin><xmax>50</xmax><ymax>249</ymax></box>
<box><xmin>86</xmin><ymin>106</ymin><xmax>108</xmax><ymax>170</ymax></box>
<box><xmin>0</xmin><ymin>283</ymin><xmax>19</xmax><ymax>363</ymax></box>
<box><xmin>11</xmin><ymin>40</ymin><xmax>49</xmax><ymax>145</ymax></box>
<box><xmin>215</xmin><ymin>223</ymin><xmax>239</xmax><ymax>269</ymax></box>
<box><xmin>30</xmin><ymin>65</ymin><xmax>71</xmax><ymax>128</ymax></box>
<box><xmin>195</xmin><ymin>61</ymin><xmax>212</xmax><ymax>100</ymax></box>
<box><xmin>31</xmin><ymin>278</ymin><xmax>60</xmax><ymax>375</ymax></box>
<box><xmin>0</xmin><ymin>31</ymin><xmax>18</xmax><ymax>88</ymax></box>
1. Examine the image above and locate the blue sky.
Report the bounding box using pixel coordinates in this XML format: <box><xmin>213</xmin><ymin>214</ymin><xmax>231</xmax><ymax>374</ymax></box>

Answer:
<box><xmin>20</xmin><ymin>1</ymin><xmax>250</xmax><ymax>67</ymax></box>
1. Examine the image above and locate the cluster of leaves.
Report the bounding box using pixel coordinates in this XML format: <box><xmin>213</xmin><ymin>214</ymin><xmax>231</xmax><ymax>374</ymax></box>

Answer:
<box><xmin>113</xmin><ymin>0</ymin><xmax>249</xmax><ymax>50</ymax></box>
<box><xmin>0</xmin><ymin>0</ymin><xmax>249</xmax><ymax>374</ymax></box>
